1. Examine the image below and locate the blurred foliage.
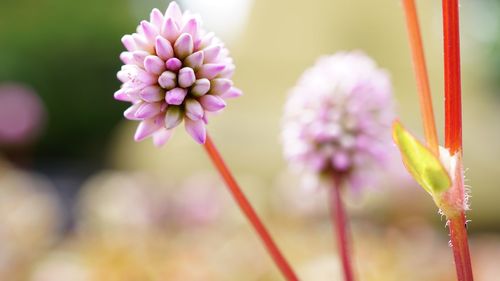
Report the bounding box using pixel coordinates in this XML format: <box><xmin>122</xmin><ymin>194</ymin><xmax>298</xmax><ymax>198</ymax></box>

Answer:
<box><xmin>0</xmin><ymin>0</ymin><xmax>137</xmax><ymax>161</ymax></box>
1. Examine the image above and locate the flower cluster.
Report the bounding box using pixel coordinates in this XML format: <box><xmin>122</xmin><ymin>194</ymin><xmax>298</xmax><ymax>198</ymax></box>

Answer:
<box><xmin>115</xmin><ymin>1</ymin><xmax>241</xmax><ymax>146</ymax></box>
<box><xmin>282</xmin><ymin>51</ymin><xmax>394</xmax><ymax>188</ymax></box>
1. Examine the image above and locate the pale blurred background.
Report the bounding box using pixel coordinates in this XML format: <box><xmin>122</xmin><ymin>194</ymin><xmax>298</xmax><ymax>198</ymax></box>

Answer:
<box><xmin>0</xmin><ymin>0</ymin><xmax>499</xmax><ymax>280</ymax></box>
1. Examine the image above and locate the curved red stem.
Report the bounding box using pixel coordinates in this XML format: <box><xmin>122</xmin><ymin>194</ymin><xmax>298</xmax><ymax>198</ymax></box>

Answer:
<box><xmin>203</xmin><ymin>134</ymin><xmax>299</xmax><ymax>281</ymax></box>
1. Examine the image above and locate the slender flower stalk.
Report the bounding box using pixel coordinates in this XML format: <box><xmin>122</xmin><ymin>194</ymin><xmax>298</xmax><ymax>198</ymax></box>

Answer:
<box><xmin>203</xmin><ymin>134</ymin><xmax>299</xmax><ymax>281</ymax></box>
<box><xmin>329</xmin><ymin>176</ymin><xmax>354</xmax><ymax>281</ymax></box>
<box><xmin>401</xmin><ymin>0</ymin><xmax>439</xmax><ymax>155</ymax></box>
<box><xmin>442</xmin><ymin>1</ymin><xmax>473</xmax><ymax>280</ymax></box>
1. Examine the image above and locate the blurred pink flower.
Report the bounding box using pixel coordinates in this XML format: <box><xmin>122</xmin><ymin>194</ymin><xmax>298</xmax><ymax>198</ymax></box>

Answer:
<box><xmin>170</xmin><ymin>173</ymin><xmax>227</xmax><ymax>228</ymax></box>
<box><xmin>282</xmin><ymin>51</ymin><xmax>395</xmax><ymax>189</ymax></box>
<box><xmin>115</xmin><ymin>1</ymin><xmax>242</xmax><ymax>146</ymax></box>
<box><xmin>0</xmin><ymin>83</ymin><xmax>45</xmax><ymax>146</ymax></box>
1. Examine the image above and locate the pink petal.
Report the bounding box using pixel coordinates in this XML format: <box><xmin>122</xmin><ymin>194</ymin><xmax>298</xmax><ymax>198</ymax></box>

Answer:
<box><xmin>185</xmin><ymin>98</ymin><xmax>204</xmax><ymax>120</ymax></box>
<box><xmin>139</xmin><ymin>85</ymin><xmax>164</xmax><ymax>102</ymax></box>
<box><xmin>165</xmin><ymin>1</ymin><xmax>183</xmax><ymax>25</ymax></box>
<box><xmin>155</xmin><ymin>36</ymin><xmax>174</xmax><ymax>60</ymax></box>
<box><xmin>132</xmin><ymin>51</ymin><xmax>149</xmax><ymax>67</ymax></box>
<box><xmin>152</xmin><ymin>128</ymin><xmax>173</xmax><ymax>147</ymax></box>
<box><xmin>135</xmin><ymin>102</ymin><xmax>161</xmax><ymax>119</ymax></box>
<box><xmin>124</xmin><ymin>102</ymin><xmax>143</xmax><ymax>120</ymax></box>
<box><xmin>150</xmin><ymin>8</ymin><xmax>164</xmax><ymax>28</ymax></box>
<box><xmin>134</xmin><ymin>119</ymin><xmax>162</xmax><ymax>141</ymax></box>
<box><xmin>165</xmin><ymin>88</ymin><xmax>187</xmax><ymax>105</ymax></box>
<box><xmin>196</xmin><ymin>63</ymin><xmax>225</xmax><ymax>79</ymax></box>
<box><xmin>120</xmin><ymin>52</ymin><xmax>134</xmax><ymax>64</ymax></box>
<box><xmin>123</xmin><ymin>87</ymin><xmax>141</xmax><ymax>101</ymax></box>
<box><xmin>178</xmin><ymin>67</ymin><xmax>196</xmax><ymax>88</ymax></box>
<box><xmin>219</xmin><ymin>64</ymin><xmax>235</xmax><ymax>78</ymax></box>
<box><xmin>219</xmin><ymin>87</ymin><xmax>243</xmax><ymax>99</ymax></box>
<box><xmin>184</xmin><ymin>51</ymin><xmax>204</xmax><ymax>69</ymax></box>
<box><xmin>174</xmin><ymin>33</ymin><xmax>194</xmax><ymax>60</ymax></box>
<box><xmin>164</xmin><ymin>106</ymin><xmax>183</xmax><ymax>129</ymax></box>
<box><xmin>181</xmin><ymin>18</ymin><xmax>198</xmax><ymax>39</ymax></box>
<box><xmin>158</xmin><ymin>71</ymin><xmax>176</xmax><ymax>90</ymax></box>
<box><xmin>191</xmin><ymin>79</ymin><xmax>210</xmax><ymax>97</ymax></box>
<box><xmin>161</xmin><ymin>18</ymin><xmax>180</xmax><ymax>43</ymax></box>
<box><xmin>209</xmin><ymin>78</ymin><xmax>232</xmax><ymax>95</ymax></box>
<box><xmin>114</xmin><ymin>89</ymin><xmax>132</xmax><ymax>102</ymax></box>
<box><xmin>184</xmin><ymin>118</ymin><xmax>206</xmax><ymax>144</ymax></box>
<box><xmin>165</xmin><ymin>57</ymin><xmax>182</xmax><ymax>72</ymax></box>
<box><xmin>136</xmin><ymin>70</ymin><xmax>157</xmax><ymax>84</ymax></box>
<box><xmin>199</xmin><ymin>32</ymin><xmax>215</xmax><ymax>49</ymax></box>
<box><xmin>199</xmin><ymin>95</ymin><xmax>226</xmax><ymax>112</ymax></box>
<box><xmin>144</xmin><ymin>55</ymin><xmax>166</xmax><ymax>75</ymax></box>
<box><xmin>121</xmin><ymin>35</ymin><xmax>137</xmax><ymax>51</ymax></box>
<box><xmin>202</xmin><ymin>45</ymin><xmax>221</xmax><ymax>63</ymax></box>
<box><xmin>140</xmin><ymin>20</ymin><xmax>159</xmax><ymax>43</ymax></box>
<box><xmin>132</xmin><ymin>33</ymin><xmax>153</xmax><ymax>53</ymax></box>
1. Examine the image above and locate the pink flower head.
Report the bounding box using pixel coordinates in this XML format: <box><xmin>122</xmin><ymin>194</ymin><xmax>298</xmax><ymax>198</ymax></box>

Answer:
<box><xmin>115</xmin><ymin>1</ymin><xmax>242</xmax><ymax>146</ymax></box>
<box><xmin>282</xmin><ymin>51</ymin><xmax>395</xmax><ymax>189</ymax></box>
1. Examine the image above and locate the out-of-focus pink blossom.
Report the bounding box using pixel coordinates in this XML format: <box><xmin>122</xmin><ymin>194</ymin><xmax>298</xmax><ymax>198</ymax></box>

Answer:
<box><xmin>0</xmin><ymin>83</ymin><xmax>45</xmax><ymax>146</ymax></box>
<box><xmin>282</xmin><ymin>51</ymin><xmax>395</xmax><ymax>189</ymax></box>
<box><xmin>115</xmin><ymin>1</ymin><xmax>241</xmax><ymax>146</ymax></box>
<box><xmin>170</xmin><ymin>173</ymin><xmax>227</xmax><ymax>228</ymax></box>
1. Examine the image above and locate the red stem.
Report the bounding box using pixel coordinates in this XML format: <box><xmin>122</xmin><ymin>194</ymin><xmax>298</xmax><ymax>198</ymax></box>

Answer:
<box><xmin>203</xmin><ymin>134</ymin><xmax>299</xmax><ymax>281</ymax></box>
<box><xmin>329</xmin><ymin>176</ymin><xmax>355</xmax><ymax>281</ymax></box>
<box><xmin>442</xmin><ymin>1</ymin><xmax>473</xmax><ymax>280</ymax></box>
<box><xmin>448</xmin><ymin>213</ymin><xmax>474</xmax><ymax>281</ymax></box>
<box><xmin>443</xmin><ymin>0</ymin><xmax>462</xmax><ymax>155</ymax></box>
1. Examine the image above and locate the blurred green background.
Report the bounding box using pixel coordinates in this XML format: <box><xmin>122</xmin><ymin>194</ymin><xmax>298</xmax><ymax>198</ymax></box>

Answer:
<box><xmin>1</xmin><ymin>0</ymin><xmax>500</xmax><ymax>280</ymax></box>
